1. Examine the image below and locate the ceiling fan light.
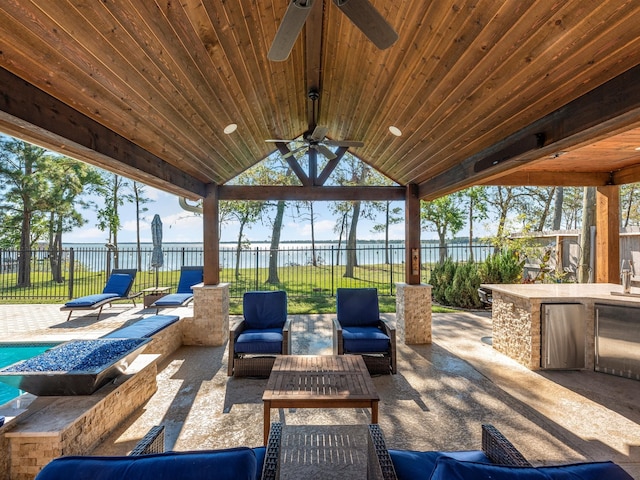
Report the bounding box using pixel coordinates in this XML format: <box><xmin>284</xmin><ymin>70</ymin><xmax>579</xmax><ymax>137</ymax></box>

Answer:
<box><xmin>223</xmin><ymin>123</ymin><xmax>238</xmax><ymax>134</ymax></box>
<box><xmin>389</xmin><ymin>126</ymin><xmax>402</xmax><ymax>137</ymax></box>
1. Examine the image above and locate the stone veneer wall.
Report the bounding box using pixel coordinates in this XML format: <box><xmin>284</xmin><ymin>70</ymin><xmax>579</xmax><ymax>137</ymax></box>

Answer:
<box><xmin>185</xmin><ymin>283</ymin><xmax>229</xmax><ymax>346</ymax></box>
<box><xmin>396</xmin><ymin>283</ymin><xmax>432</xmax><ymax>344</ymax></box>
<box><xmin>142</xmin><ymin>320</ymin><xmax>184</xmax><ymax>361</ymax></box>
<box><xmin>3</xmin><ymin>358</ymin><xmax>157</xmax><ymax>480</ymax></box>
<box><xmin>491</xmin><ymin>292</ymin><xmax>540</xmax><ymax>369</ymax></box>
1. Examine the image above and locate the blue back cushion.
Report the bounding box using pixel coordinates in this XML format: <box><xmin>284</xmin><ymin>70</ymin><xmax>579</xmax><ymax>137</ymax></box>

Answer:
<box><xmin>429</xmin><ymin>458</ymin><xmax>633</xmax><ymax>480</ymax></box>
<box><xmin>243</xmin><ymin>291</ymin><xmax>287</xmax><ymax>329</ymax></box>
<box><xmin>337</xmin><ymin>288</ymin><xmax>379</xmax><ymax>327</ymax></box>
<box><xmin>102</xmin><ymin>273</ymin><xmax>133</xmax><ymax>296</ymax></box>
<box><xmin>177</xmin><ymin>267</ymin><xmax>203</xmax><ymax>293</ymax></box>
<box><xmin>35</xmin><ymin>447</ymin><xmax>258</xmax><ymax>480</ymax></box>
<box><xmin>389</xmin><ymin>450</ymin><xmax>490</xmax><ymax>480</ymax></box>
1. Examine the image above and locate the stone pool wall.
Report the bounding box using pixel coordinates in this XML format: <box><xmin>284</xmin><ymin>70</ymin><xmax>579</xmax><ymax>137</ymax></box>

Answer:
<box><xmin>3</xmin><ymin>355</ymin><xmax>158</xmax><ymax>480</ymax></box>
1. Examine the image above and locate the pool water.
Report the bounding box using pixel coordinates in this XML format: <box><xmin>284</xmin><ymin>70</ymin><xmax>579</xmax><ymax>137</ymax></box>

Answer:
<box><xmin>0</xmin><ymin>343</ymin><xmax>59</xmax><ymax>405</ymax></box>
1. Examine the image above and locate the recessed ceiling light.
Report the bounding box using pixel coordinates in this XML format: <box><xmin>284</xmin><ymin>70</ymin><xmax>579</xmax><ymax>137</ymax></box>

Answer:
<box><xmin>635</xmin><ymin>146</ymin><xmax>640</xmax><ymax>151</ymax></box>
<box><xmin>388</xmin><ymin>126</ymin><xmax>402</xmax><ymax>137</ymax></box>
<box><xmin>223</xmin><ymin>123</ymin><xmax>238</xmax><ymax>134</ymax></box>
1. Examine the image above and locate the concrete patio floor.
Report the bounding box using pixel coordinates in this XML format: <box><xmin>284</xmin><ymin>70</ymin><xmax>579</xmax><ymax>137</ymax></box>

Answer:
<box><xmin>1</xmin><ymin>303</ymin><xmax>639</xmax><ymax>478</ymax></box>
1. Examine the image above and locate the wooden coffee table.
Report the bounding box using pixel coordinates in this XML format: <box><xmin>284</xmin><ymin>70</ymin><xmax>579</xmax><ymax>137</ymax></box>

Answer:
<box><xmin>262</xmin><ymin>355</ymin><xmax>379</xmax><ymax>444</ymax></box>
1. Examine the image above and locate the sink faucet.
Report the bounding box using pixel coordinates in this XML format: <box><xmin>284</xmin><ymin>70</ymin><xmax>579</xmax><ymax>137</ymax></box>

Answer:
<box><xmin>621</xmin><ymin>259</ymin><xmax>632</xmax><ymax>294</ymax></box>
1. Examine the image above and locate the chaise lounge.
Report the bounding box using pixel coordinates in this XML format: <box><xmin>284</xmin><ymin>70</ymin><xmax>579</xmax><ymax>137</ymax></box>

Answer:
<box><xmin>60</xmin><ymin>269</ymin><xmax>140</xmax><ymax>321</ymax></box>
<box><xmin>149</xmin><ymin>266</ymin><xmax>203</xmax><ymax>313</ymax></box>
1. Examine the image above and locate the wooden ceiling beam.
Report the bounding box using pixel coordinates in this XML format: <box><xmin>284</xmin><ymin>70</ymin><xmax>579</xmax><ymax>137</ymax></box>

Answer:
<box><xmin>0</xmin><ymin>67</ymin><xmax>206</xmax><ymax>200</ymax></box>
<box><xmin>612</xmin><ymin>164</ymin><xmax>640</xmax><ymax>186</ymax></box>
<box><xmin>419</xmin><ymin>64</ymin><xmax>640</xmax><ymax>200</ymax></box>
<box><xmin>218</xmin><ymin>185</ymin><xmax>406</xmax><ymax>201</ymax></box>
<box><xmin>480</xmin><ymin>171</ymin><xmax>612</xmax><ymax>187</ymax></box>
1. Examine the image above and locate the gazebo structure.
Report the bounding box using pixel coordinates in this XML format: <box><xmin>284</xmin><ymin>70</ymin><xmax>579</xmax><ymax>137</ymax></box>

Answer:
<box><xmin>0</xmin><ymin>2</ymin><xmax>639</xmax><ymax>341</ymax></box>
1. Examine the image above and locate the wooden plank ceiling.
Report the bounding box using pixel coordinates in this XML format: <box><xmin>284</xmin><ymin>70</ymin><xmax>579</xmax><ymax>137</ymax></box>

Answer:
<box><xmin>0</xmin><ymin>0</ymin><xmax>640</xmax><ymax>201</ymax></box>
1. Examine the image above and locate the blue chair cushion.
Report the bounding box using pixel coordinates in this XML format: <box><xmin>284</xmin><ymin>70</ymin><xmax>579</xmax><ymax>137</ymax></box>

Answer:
<box><xmin>342</xmin><ymin>326</ymin><xmax>390</xmax><ymax>353</ymax></box>
<box><xmin>176</xmin><ymin>268</ymin><xmax>203</xmax><ymax>294</ymax></box>
<box><xmin>64</xmin><ymin>293</ymin><xmax>119</xmax><ymax>308</ymax></box>
<box><xmin>243</xmin><ymin>291</ymin><xmax>287</xmax><ymax>329</ymax></box>
<box><xmin>429</xmin><ymin>457</ymin><xmax>633</xmax><ymax>480</ymax></box>
<box><xmin>235</xmin><ymin>329</ymin><xmax>284</xmax><ymax>354</ymax></box>
<box><xmin>103</xmin><ymin>315</ymin><xmax>180</xmax><ymax>338</ymax></box>
<box><xmin>389</xmin><ymin>450</ymin><xmax>490</xmax><ymax>480</ymax></box>
<box><xmin>103</xmin><ymin>273</ymin><xmax>134</xmax><ymax>296</ymax></box>
<box><xmin>35</xmin><ymin>447</ymin><xmax>259</xmax><ymax>480</ymax></box>
<box><xmin>337</xmin><ymin>288</ymin><xmax>380</xmax><ymax>327</ymax></box>
<box><xmin>153</xmin><ymin>293</ymin><xmax>193</xmax><ymax>307</ymax></box>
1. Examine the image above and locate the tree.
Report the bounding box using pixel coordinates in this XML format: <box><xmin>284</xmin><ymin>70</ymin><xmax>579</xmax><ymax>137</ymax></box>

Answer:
<box><xmin>552</xmin><ymin>187</ymin><xmax>564</xmax><ymax>230</ymax></box>
<box><xmin>463</xmin><ymin>187</ymin><xmax>488</xmax><ymax>261</ymax></box>
<box><xmin>0</xmin><ymin>138</ymin><xmax>54</xmax><ymax>286</ymax></box>
<box><xmin>421</xmin><ymin>193</ymin><xmax>466</xmax><ymax>262</ymax></box>
<box><xmin>369</xmin><ymin>172</ymin><xmax>403</xmax><ymax>264</ymax></box>
<box><xmin>95</xmin><ymin>173</ymin><xmax>134</xmax><ymax>270</ymax></box>
<box><xmin>578</xmin><ymin>187</ymin><xmax>596</xmax><ymax>283</ymax></box>
<box><xmin>44</xmin><ymin>159</ymin><xmax>102</xmax><ymax>282</ymax></box>
<box><xmin>131</xmin><ymin>182</ymin><xmax>153</xmax><ymax>271</ymax></box>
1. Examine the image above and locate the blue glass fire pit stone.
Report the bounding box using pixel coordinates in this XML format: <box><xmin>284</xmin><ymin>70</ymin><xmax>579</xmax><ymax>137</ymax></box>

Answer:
<box><xmin>0</xmin><ymin>338</ymin><xmax>151</xmax><ymax>396</ymax></box>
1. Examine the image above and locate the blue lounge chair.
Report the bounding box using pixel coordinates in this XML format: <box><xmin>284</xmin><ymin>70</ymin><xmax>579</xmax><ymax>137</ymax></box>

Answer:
<box><xmin>150</xmin><ymin>266</ymin><xmax>203</xmax><ymax>313</ymax></box>
<box><xmin>228</xmin><ymin>290</ymin><xmax>291</xmax><ymax>376</ymax></box>
<box><xmin>61</xmin><ymin>269</ymin><xmax>140</xmax><ymax>321</ymax></box>
<box><xmin>333</xmin><ymin>287</ymin><xmax>397</xmax><ymax>374</ymax></box>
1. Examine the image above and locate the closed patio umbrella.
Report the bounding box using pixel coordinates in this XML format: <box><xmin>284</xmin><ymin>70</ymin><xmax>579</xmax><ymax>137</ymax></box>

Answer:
<box><xmin>150</xmin><ymin>214</ymin><xmax>163</xmax><ymax>288</ymax></box>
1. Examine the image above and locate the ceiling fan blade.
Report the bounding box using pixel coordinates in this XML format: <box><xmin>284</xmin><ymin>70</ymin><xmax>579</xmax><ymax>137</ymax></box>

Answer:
<box><xmin>333</xmin><ymin>0</ymin><xmax>398</xmax><ymax>50</ymax></box>
<box><xmin>309</xmin><ymin>125</ymin><xmax>329</xmax><ymax>141</ymax></box>
<box><xmin>316</xmin><ymin>144</ymin><xmax>337</xmax><ymax>160</ymax></box>
<box><xmin>324</xmin><ymin>139</ymin><xmax>364</xmax><ymax>148</ymax></box>
<box><xmin>282</xmin><ymin>146</ymin><xmax>307</xmax><ymax>158</ymax></box>
<box><xmin>268</xmin><ymin>0</ymin><xmax>315</xmax><ymax>61</ymax></box>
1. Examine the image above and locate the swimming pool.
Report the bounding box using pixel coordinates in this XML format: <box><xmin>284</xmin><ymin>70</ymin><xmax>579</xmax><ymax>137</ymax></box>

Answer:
<box><xmin>0</xmin><ymin>343</ymin><xmax>59</xmax><ymax>405</ymax></box>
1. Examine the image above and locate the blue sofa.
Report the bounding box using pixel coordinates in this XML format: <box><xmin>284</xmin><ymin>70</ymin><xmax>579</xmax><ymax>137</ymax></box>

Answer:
<box><xmin>35</xmin><ymin>426</ymin><xmax>267</xmax><ymax>480</ymax></box>
<box><xmin>388</xmin><ymin>425</ymin><xmax>633</xmax><ymax>480</ymax></box>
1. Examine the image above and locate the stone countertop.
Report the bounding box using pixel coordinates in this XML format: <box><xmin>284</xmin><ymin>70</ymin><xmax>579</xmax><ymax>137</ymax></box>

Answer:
<box><xmin>481</xmin><ymin>282</ymin><xmax>640</xmax><ymax>304</ymax></box>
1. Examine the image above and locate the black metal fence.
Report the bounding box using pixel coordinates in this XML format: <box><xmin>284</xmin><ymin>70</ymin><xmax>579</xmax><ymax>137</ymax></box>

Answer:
<box><xmin>0</xmin><ymin>243</ymin><xmax>494</xmax><ymax>302</ymax></box>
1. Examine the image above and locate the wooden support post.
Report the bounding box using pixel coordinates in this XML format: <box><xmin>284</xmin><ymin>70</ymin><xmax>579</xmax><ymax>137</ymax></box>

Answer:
<box><xmin>405</xmin><ymin>183</ymin><xmax>421</xmax><ymax>285</ymax></box>
<box><xmin>203</xmin><ymin>184</ymin><xmax>220</xmax><ymax>285</ymax></box>
<box><xmin>595</xmin><ymin>185</ymin><xmax>620</xmax><ymax>283</ymax></box>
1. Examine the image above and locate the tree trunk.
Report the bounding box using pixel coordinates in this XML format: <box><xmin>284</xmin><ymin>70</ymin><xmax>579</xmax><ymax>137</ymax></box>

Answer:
<box><xmin>536</xmin><ymin>187</ymin><xmax>555</xmax><ymax>232</ymax></box>
<box><xmin>344</xmin><ymin>202</ymin><xmax>361</xmax><ymax>278</ymax></box>
<box><xmin>438</xmin><ymin>229</ymin><xmax>448</xmax><ymax>263</ymax></box>
<box><xmin>623</xmin><ymin>185</ymin><xmax>635</xmax><ymax>228</ymax></box>
<box><xmin>552</xmin><ymin>187</ymin><xmax>564</xmax><ymax>230</ymax></box>
<box><xmin>579</xmin><ymin>187</ymin><xmax>596</xmax><ymax>283</ymax></box>
<box><xmin>267</xmin><ymin>200</ymin><xmax>286</xmax><ymax>284</ymax></box>
<box><xmin>234</xmin><ymin>221</ymin><xmax>246</xmax><ymax>280</ymax></box>
<box><xmin>384</xmin><ymin>201</ymin><xmax>391</xmax><ymax>264</ymax></box>
<box><xmin>310</xmin><ymin>203</ymin><xmax>317</xmax><ymax>267</ymax></box>
<box><xmin>335</xmin><ymin>213</ymin><xmax>347</xmax><ymax>266</ymax></box>
<box><xmin>18</xmin><ymin>209</ymin><xmax>31</xmax><ymax>287</ymax></box>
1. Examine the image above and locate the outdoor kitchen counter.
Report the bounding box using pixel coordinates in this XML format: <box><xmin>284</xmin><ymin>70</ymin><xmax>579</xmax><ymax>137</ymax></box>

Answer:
<box><xmin>481</xmin><ymin>283</ymin><xmax>640</xmax><ymax>371</ymax></box>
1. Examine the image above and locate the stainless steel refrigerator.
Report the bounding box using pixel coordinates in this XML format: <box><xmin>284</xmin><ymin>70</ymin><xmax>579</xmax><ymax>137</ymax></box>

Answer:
<box><xmin>595</xmin><ymin>303</ymin><xmax>640</xmax><ymax>380</ymax></box>
<box><xmin>541</xmin><ymin>303</ymin><xmax>586</xmax><ymax>369</ymax></box>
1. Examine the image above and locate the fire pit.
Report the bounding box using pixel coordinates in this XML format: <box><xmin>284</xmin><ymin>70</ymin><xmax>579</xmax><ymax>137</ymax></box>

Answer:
<box><xmin>0</xmin><ymin>338</ymin><xmax>151</xmax><ymax>396</ymax></box>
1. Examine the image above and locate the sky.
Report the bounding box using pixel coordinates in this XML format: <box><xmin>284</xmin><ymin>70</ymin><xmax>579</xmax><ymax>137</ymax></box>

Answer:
<box><xmin>69</xmin><ymin>186</ymin><xmax>411</xmax><ymax>245</ymax></box>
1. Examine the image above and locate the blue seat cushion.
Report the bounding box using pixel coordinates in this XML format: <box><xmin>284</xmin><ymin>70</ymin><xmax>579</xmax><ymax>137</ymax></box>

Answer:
<box><xmin>429</xmin><ymin>457</ymin><xmax>633</xmax><ymax>480</ymax></box>
<box><xmin>65</xmin><ymin>293</ymin><xmax>119</xmax><ymax>308</ymax></box>
<box><xmin>176</xmin><ymin>268</ymin><xmax>203</xmax><ymax>294</ymax></box>
<box><xmin>342</xmin><ymin>326</ymin><xmax>390</xmax><ymax>353</ymax></box>
<box><xmin>389</xmin><ymin>450</ymin><xmax>490</xmax><ymax>480</ymax></box>
<box><xmin>103</xmin><ymin>273</ymin><xmax>134</xmax><ymax>296</ymax></box>
<box><xmin>35</xmin><ymin>447</ymin><xmax>259</xmax><ymax>480</ymax></box>
<box><xmin>153</xmin><ymin>293</ymin><xmax>193</xmax><ymax>306</ymax></box>
<box><xmin>235</xmin><ymin>328</ymin><xmax>283</xmax><ymax>354</ymax></box>
<box><xmin>337</xmin><ymin>288</ymin><xmax>380</xmax><ymax>327</ymax></box>
<box><xmin>103</xmin><ymin>315</ymin><xmax>180</xmax><ymax>338</ymax></box>
<box><xmin>243</xmin><ymin>291</ymin><xmax>287</xmax><ymax>329</ymax></box>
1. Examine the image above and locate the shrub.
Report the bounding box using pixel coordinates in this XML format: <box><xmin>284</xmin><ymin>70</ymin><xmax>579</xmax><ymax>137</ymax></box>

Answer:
<box><xmin>481</xmin><ymin>248</ymin><xmax>524</xmax><ymax>284</ymax></box>
<box><xmin>446</xmin><ymin>262</ymin><xmax>483</xmax><ymax>309</ymax></box>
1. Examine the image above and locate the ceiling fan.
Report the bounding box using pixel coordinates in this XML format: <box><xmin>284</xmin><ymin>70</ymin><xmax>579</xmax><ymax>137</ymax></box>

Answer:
<box><xmin>266</xmin><ymin>90</ymin><xmax>364</xmax><ymax>160</ymax></box>
<box><xmin>268</xmin><ymin>0</ymin><xmax>398</xmax><ymax>62</ymax></box>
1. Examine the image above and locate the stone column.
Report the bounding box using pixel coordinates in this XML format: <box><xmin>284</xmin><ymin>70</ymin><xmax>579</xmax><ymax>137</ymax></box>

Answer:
<box><xmin>395</xmin><ymin>283</ymin><xmax>432</xmax><ymax>344</ymax></box>
<box><xmin>183</xmin><ymin>283</ymin><xmax>229</xmax><ymax>346</ymax></box>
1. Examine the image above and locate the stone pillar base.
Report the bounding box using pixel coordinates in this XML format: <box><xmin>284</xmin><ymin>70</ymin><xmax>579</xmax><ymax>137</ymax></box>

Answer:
<box><xmin>184</xmin><ymin>283</ymin><xmax>229</xmax><ymax>346</ymax></box>
<box><xmin>396</xmin><ymin>283</ymin><xmax>432</xmax><ymax>344</ymax></box>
